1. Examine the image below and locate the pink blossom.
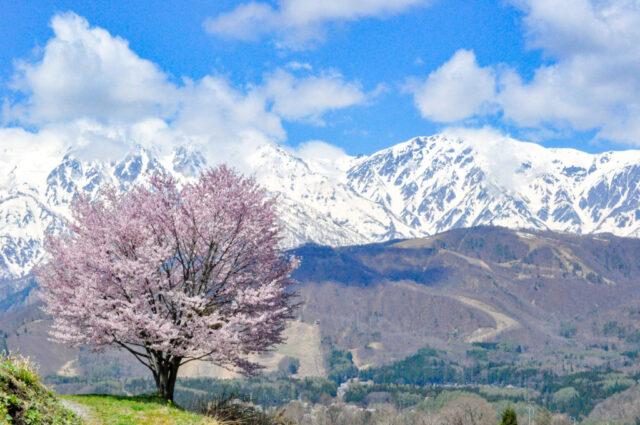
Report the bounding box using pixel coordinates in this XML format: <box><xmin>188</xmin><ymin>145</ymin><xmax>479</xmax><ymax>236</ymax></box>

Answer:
<box><xmin>37</xmin><ymin>166</ymin><xmax>298</xmax><ymax>401</ymax></box>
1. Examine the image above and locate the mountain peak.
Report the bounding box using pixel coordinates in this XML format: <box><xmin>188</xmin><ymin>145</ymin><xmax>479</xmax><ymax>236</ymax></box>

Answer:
<box><xmin>3</xmin><ymin>134</ymin><xmax>640</xmax><ymax>279</ymax></box>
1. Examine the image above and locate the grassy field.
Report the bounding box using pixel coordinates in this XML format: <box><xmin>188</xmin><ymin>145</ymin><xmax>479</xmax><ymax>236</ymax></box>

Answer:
<box><xmin>62</xmin><ymin>394</ymin><xmax>218</xmax><ymax>425</ymax></box>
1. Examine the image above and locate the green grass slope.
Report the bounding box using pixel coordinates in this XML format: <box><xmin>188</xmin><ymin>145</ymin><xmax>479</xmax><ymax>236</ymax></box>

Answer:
<box><xmin>62</xmin><ymin>394</ymin><xmax>217</xmax><ymax>425</ymax></box>
<box><xmin>0</xmin><ymin>354</ymin><xmax>219</xmax><ymax>425</ymax></box>
<box><xmin>0</xmin><ymin>354</ymin><xmax>80</xmax><ymax>424</ymax></box>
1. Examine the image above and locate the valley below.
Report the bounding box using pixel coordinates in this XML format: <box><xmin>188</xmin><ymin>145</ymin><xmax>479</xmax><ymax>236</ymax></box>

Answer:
<box><xmin>4</xmin><ymin>226</ymin><xmax>640</xmax><ymax>422</ymax></box>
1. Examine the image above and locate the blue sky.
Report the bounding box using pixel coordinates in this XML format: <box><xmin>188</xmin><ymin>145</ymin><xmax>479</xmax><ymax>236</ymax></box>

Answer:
<box><xmin>2</xmin><ymin>0</ymin><xmax>640</xmax><ymax>160</ymax></box>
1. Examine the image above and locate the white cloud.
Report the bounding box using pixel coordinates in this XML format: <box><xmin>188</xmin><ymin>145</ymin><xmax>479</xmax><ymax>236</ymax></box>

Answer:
<box><xmin>410</xmin><ymin>1</ymin><xmax>640</xmax><ymax>146</ymax></box>
<box><xmin>285</xmin><ymin>61</ymin><xmax>313</xmax><ymax>71</ymax></box>
<box><xmin>498</xmin><ymin>0</ymin><xmax>640</xmax><ymax>144</ymax></box>
<box><xmin>176</xmin><ymin>76</ymin><xmax>285</xmax><ymax>139</ymax></box>
<box><xmin>517</xmin><ymin>0</ymin><xmax>618</xmax><ymax>58</ymax></box>
<box><xmin>280</xmin><ymin>0</ymin><xmax>430</xmax><ymax>23</ymax></box>
<box><xmin>261</xmin><ymin>70</ymin><xmax>366</xmax><ymax>123</ymax></box>
<box><xmin>202</xmin><ymin>2</ymin><xmax>279</xmax><ymax>42</ymax></box>
<box><xmin>291</xmin><ymin>140</ymin><xmax>354</xmax><ymax>174</ymax></box>
<box><xmin>0</xmin><ymin>126</ymin><xmax>68</xmax><ymax>188</ymax></box>
<box><xmin>294</xmin><ymin>139</ymin><xmax>350</xmax><ymax>161</ymax></box>
<box><xmin>8</xmin><ymin>13</ymin><xmax>177</xmax><ymax>125</ymax></box>
<box><xmin>441</xmin><ymin>126</ymin><xmax>547</xmax><ymax>192</ymax></box>
<box><xmin>1</xmin><ymin>13</ymin><xmax>371</xmax><ymax>169</ymax></box>
<box><xmin>204</xmin><ymin>0</ymin><xmax>430</xmax><ymax>46</ymax></box>
<box><xmin>408</xmin><ymin>50</ymin><xmax>496</xmax><ymax>122</ymax></box>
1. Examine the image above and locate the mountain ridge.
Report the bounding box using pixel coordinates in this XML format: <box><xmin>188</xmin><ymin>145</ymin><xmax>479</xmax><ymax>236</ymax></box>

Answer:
<box><xmin>289</xmin><ymin>225</ymin><xmax>640</xmax><ymax>371</ymax></box>
<box><xmin>3</xmin><ymin>133</ymin><xmax>640</xmax><ymax>281</ymax></box>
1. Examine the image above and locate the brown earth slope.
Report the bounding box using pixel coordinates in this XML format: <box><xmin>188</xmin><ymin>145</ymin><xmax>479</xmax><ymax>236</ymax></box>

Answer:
<box><xmin>291</xmin><ymin>226</ymin><xmax>640</xmax><ymax>371</ymax></box>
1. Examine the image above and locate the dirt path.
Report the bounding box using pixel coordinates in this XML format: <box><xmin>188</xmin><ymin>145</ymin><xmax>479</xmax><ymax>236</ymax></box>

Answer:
<box><xmin>388</xmin><ymin>280</ymin><xmax>520</xmax><ymax>342</ymax></box>
<box><xmin>61</xmin><ymin>399</ymin><xmax>92</xmax><ymax>422</ymax></box>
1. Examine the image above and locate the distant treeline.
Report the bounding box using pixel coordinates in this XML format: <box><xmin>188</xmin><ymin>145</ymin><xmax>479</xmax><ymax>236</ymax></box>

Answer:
<box><xmin>46</xmin><ymin>343</ymin><xmax>638</xmax><ymax>419</ymax></box>
<box><xmin>327</xmin><ymin>346</ymin><xmax>637</xmax><ymax>418</ymax></box>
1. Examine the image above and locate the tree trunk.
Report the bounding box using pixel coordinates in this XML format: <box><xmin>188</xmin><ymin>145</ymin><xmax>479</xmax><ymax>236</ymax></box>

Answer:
<box><xmin>152</xmin><ymin>355</ymin><xmax>182</xmax><ymax>402</ymax></box>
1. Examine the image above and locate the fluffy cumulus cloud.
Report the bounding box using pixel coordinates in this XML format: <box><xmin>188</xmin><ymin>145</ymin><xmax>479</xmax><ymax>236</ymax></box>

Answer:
<box><xmin>176</xmin><ymin>76</ymin><xmax>285</xmax><ymax>140</ymax></box>
<box><xmin>8</xmin><ymin>13</ymin><xmax>177</xmax><ymax>124</ymax></box>
<box><xmin>409</xmin><ymin>50</ymin><xmax>496</xmax><ymax>122</ymax></box>
<box><xmin>1</xmin><ymin>13</ymin><xmax>369</xmax><ymax>169</ymax></box>
<box><xmin>204</xmin><ymin>0</ymin><xmax>430</xmax><ymax>46</ymax></box>
<box><xmin>409</xmin><ymin>0</ymin><xmax>640</xmax><ymax>145</ymax></box>
<box><xmin>499</xmin><ymin>0</ymin><xmax>640</xmax><ymax>143</ymax></box>
<box><xmin>261</xmin><ymin>70</ymin><xmax>366</xmax><ymax>123</ymax></box>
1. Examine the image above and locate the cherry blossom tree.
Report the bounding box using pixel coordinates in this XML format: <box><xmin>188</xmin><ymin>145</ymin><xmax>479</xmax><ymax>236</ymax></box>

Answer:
<box><xmin>37</xmin><ymin>166</ymin><xmax>298</xmax><ymax>401</ymax></box>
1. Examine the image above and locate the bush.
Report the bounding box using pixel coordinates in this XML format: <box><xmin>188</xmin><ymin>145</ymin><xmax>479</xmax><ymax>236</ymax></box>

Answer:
<box><xmin>278</xmin><ymin>357</ymin><xmax>300</xmax><ymax>376</ymax></box>
<box><xmin>197</xmin><ymin>394</ymin><xmax>294</xmax><ymax>425</ymax></box>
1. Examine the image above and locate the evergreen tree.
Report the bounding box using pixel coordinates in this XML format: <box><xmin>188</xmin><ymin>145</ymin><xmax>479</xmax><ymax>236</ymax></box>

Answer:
<box><xmin>501</xmin><ymin>407</ymin><xmax>518</xmax><ymax>425</ymax></box>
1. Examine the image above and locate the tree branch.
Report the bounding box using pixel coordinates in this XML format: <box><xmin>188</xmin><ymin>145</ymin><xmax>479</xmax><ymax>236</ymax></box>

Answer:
<box><xmin>114</xmin><ymin>341</ymin><xmax>155</xmax><ymax>373</ymax></box>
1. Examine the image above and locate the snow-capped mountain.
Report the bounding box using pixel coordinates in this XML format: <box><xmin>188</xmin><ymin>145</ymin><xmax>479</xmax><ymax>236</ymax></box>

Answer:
<box><xmin>3</xmin><ymin>133</ymin><xmax>640</xmax><ymax>279</ymax></box>
<box><xmin>347</xmin><ymin>135</ymin><xmax>640</xmax><ymax>237</ymax></box>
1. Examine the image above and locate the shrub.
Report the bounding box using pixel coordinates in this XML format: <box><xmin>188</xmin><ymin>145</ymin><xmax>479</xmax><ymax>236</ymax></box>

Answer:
<box><xmin>198</xmin><ymin>394</ymin><xmax>294</xmax><ymax>425</ymax></box>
